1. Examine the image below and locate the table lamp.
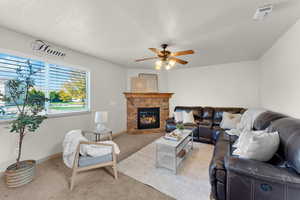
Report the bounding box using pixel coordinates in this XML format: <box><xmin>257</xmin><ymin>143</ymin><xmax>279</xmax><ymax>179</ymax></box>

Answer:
<box><xmin>95</xmin><ymin>111</ymin><xmax>108</xmax><ymax>133</ymax></box>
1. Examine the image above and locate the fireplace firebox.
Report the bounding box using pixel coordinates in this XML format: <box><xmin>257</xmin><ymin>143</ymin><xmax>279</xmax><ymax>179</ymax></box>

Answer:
<box><xmin>137</xmin><ymin>107</ymin><xmax>160</xmax><ymax>129</ymax></box>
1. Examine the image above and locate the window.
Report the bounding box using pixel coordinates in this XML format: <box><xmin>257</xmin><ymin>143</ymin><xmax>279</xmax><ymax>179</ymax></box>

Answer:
<box><xmin>0</xmin><ymin>52</ymin><xmax>89</xmax><ymax>120</ymax></box>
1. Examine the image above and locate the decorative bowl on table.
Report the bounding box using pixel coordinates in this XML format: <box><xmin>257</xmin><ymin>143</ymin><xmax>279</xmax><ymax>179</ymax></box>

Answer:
<box><xmin>164</xmin><ymin>131</ymin><xmax>182</xmax><ymax>141</ymax></box>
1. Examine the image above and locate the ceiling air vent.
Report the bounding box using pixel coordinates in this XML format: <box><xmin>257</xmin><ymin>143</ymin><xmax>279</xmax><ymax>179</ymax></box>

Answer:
<box><xmin>253</xmin><ymin>4</ymin><xmax>273</xmax><ymax>20</ymax></box>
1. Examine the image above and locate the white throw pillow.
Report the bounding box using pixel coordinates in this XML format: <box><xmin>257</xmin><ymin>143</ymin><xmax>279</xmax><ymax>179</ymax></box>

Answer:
<box><xmin>232</xmin><ymin>130</ymin><xmax>264</xmax><ymax>154</ymax></box>
<box><xmin>174</xmin><ymin>111</ymin><xmax>183</xmax><ymax>122</ymax></box>
<box><xmin>233</xmin><ymin>130</ymin><xmax>279</xmax><ymax>161</ymax></box>
<box><xmin>182</xmin><ymin>111</ymin><xmax>195</xmax><ymax>124</ymax></box>
<box><xmin>220</xmin><ymin>112</ymin><xmax>242</xmax><ymax>129</ymax></box>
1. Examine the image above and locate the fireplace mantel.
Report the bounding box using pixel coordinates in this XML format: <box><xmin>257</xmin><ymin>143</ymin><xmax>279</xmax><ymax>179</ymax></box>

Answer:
<box><xmin>124</xmin><ymin>92</ymin><xmax>173</xmax><ymax>134</ymax></box>
<box><xmin>123</xmin><ymin>92</ymin><xmax>173</xmax><ymax>99</ymax></box>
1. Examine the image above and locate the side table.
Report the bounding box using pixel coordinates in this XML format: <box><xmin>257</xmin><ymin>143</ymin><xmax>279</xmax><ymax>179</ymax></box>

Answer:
<box><xmin>83</xmin><ymin>129</ymin><xmax>113</xmax><ymax>142</ymax></box>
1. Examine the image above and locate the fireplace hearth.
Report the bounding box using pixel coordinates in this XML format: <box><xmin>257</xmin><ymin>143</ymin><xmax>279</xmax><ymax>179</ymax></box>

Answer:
<box><xmin>138</xmin><ymin>107</ymin><xmax>160</xmax><ymax>129</ymax></box>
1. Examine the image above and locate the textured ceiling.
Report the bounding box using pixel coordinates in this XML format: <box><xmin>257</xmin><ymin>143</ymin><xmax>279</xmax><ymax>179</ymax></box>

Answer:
<box><xmin>0</xmin><ymin>0</ymin><xmax>299</xmax><ymax>68</ymax></box>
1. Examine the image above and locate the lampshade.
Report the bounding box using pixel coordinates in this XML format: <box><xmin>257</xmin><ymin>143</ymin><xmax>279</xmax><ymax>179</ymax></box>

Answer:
<box><xmin>95</xmin><ymin>111</ymin><xmax>108</xmax><ymax>123</ymax></box>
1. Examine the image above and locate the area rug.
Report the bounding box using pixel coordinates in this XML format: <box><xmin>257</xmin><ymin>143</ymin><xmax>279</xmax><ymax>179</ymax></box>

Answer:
<box><xmin>118</xmin><ymin>140</ymin><xmax>214</xmax><ymax>200</ymax></box>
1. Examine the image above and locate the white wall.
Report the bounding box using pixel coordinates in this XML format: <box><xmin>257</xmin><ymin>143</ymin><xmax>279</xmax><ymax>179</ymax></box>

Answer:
<box><xmin>260</xmin><ymin>19</ymin><xmax>300</xmax><ymax>118</ymax></box>
<box><xmin>2</xmin><ymin>16</ymin><xmax>299</xmax><ymax>171</ymax></box>
<box><xmin>167</xmin><ymin>61</ymin><xmax>260</xmax><ymax>112</ymax></box>
<box><xmin>0</xmin><ymin>27</ymin><xmax>127</xmax><ymax>171</ymax></box>
<box><xmin>126</xmin><ymin>69</ymin><xmax>168</xmax><ymax>92</ymax></box>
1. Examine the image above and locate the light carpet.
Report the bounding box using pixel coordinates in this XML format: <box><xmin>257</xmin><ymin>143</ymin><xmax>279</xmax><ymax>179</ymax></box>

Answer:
<box><xmin>118</xmin><ymin>140</ymin><xmax>214</xmax><ymax>200</ymax></box>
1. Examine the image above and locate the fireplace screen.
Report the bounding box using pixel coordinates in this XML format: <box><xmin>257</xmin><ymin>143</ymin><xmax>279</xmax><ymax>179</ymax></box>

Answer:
<box><xmin>137</xmin><ymin>107</ymin><xmax>160</xmax><ymax>129</ymax></box>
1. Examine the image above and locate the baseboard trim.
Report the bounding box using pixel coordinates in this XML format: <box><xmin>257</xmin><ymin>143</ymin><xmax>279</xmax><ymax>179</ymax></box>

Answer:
<box><xmin>113</xmin><ymin>130</ymin><xmax>127</xmax><ymax>137</ymax></box>
<box><xmin>37</xmin><ymin>152</ymin><xmax>62</xmax><ymax>164</ymax></box>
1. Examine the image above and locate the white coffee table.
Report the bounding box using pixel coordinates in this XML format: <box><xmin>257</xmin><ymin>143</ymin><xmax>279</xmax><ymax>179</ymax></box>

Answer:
<box><xmin>155</xmin><ymin>129</ymin><xmax>193</xmax><ymax>174</ymax></box>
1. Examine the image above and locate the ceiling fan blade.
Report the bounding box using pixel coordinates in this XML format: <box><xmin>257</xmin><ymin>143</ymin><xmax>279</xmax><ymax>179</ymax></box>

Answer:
<box><xmin>149</xmin><ymin>48</ymin><xmax>162</xmax><ymax>55</ymax></box>
<box><xmin>135</xmin><ymin>57</ymin><xmax>158</xmax><ymax>62</ymax></box>
<box><xmin>170</xmin><ymin>50</ymin><xmax>194</xmax><ymax>57</ymax></box>
<box><xmin>169</xmin><ymin>57</ymin><xmax>188</xmax><ymax>65</ymax></box>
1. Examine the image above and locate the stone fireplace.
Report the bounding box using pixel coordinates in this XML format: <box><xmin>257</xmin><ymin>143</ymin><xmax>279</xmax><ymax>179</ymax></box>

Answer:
<box><xmin>124</xmin><ymin>92</ymin><xmax>173</xmax><ymax>134</ymax></box>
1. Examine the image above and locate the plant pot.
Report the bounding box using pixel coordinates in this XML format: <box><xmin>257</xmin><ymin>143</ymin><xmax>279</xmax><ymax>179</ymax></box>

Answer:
<box><xmin>5</xmin><ymin>160</ymin><xmax>36</xmax><ymax>188</ymax></box>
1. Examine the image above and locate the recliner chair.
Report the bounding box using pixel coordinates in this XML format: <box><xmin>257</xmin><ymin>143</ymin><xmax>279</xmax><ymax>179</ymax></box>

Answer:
<box><xmin>209</xmin><ymin>111</ymin><xmax>300</xmax><ymax>200</ymax></box>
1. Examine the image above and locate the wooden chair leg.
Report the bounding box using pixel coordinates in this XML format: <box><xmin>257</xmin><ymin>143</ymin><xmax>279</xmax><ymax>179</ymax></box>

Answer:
<box><xmin>113</xmin><ymin>163</ymin><xmax>118</xmax><ymax>179</ymax></box>
<box><xmin>70</xmin><ymin>169</ymin><xmax>77</xmax><ymax>190</ymax></box>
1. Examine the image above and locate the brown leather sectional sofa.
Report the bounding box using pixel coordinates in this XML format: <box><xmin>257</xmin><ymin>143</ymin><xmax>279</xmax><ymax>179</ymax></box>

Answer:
<box><xmin>166</xmin><ymin>107</ymin><xmax>300</xmax><ymax>200</ymax></box>
<box><xmin>165</xmin><ymin>106</ymin><xmax>245</xmax><ymax>143</ymax></box>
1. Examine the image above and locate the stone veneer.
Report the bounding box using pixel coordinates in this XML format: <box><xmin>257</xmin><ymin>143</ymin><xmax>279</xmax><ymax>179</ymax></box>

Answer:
<box><xmin>124</xmin><ymin>92</ymin><xmax>173</xmax><ymax>134</ymax></box>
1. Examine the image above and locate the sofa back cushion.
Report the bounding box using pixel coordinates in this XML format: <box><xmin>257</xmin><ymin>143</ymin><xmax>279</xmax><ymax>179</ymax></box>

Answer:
<box><xmin>254</xmin><ymin>111</ymin><xmax>287</xmax><ymax>130</ymax></box>
<box><xmin>213</xmin><ymin>107</ymin><xmax>245</xmax><ymax>126</ymax></box>
<box><xmin>202</xmin><ymin>107</ymin><xmax>214</xmax><ymax>119</ymax></box>
<box><xmin>174</xmin><ymin>106</ymin><xmax>202</xmax><ymax>120</ymax></box>
<box><xmin>268</xmin><ymin>118</ymin><xmax>300</xmax><ymax>173</ymax></box>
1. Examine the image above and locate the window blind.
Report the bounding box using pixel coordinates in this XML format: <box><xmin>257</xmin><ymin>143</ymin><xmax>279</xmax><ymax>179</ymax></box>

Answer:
<box><xmin>0</xmin><ymin>54</ymin><xmax>46</xmax><ymax>90</ymax></box>
<box><xmin>0</xmin><ymin>52</ymin><xmax>89</xmax><ymax>118</ymax></box>
<box><xmin>48</xmin><ymin>64</ymin><xmax>87</xmax><ymax>92</ymax></box>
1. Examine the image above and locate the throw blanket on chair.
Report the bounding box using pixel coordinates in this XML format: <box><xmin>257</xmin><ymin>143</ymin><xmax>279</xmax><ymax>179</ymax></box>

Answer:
<box><xmin>63</xmin><ymin>129</ymin><xmax>120</xmax><ymax>168</ymax></box>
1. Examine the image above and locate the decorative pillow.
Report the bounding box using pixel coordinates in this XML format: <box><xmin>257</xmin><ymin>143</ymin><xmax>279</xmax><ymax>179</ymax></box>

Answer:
<box><xmin>233</xmin><ymin>130</ymin><xmax>279</xmax><ymax>161</ymax></box>
<box><xmin>182</xmin><ymin>111</ymin><xmax>195</xmax><ymax>124</ymax></box>
<box><xmin>174</xmin><ymin>111</ymin><xmax>183</xmax><ymax>123</ymax></box>
<box><xmin>232</xmin><ymin>130</ymin><xmax>264</xmax><ymax>151</ymax></box>
<box><xmin>220</xmin><ymin>112</ymin><xmax>242</xmax><ymax>129</ymax></box>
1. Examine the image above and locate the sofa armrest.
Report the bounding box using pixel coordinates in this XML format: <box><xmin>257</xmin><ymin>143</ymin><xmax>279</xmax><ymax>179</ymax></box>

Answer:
<box><xmin>225</xmin><ymin>156</ymin><xmax>300</xmax><ymax>184</ymax></box>
<box><xmin>166</xmin><ymin>117</ymin><xmax>175</xmax><ymax>123</ymax></box>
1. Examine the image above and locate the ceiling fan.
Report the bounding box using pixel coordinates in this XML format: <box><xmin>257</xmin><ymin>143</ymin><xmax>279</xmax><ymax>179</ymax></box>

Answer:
<box><xmin>135</xmin><ymin>44</ymin><xmax>194</xmax><ymax>70</ymax></box>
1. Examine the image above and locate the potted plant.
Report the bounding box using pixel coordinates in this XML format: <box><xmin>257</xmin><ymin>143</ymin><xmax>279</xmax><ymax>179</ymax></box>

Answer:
<box><xmin>176</xmin><ymin>123</ymin><xmax>185</xmax><ymax>132</ymax></box>
<box><xmin>0</xmin><ymin>60</ymin><xmax>48</xmax><ymax>187</ymax></box>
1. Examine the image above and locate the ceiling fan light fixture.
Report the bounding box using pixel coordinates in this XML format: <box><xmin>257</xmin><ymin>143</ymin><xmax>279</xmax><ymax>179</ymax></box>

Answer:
<box><xmin>165</xmin><ymin>64</ymin><xmax>171</xmax><ymax>70</ymax></box>
<box><xmin>137</xmin><ymin>44</ymin><xmax>194</xmax><ymax>70</ymax></box>
<box><xmin>169</xmin><ymin>60</ymin><xmax>176</xmax><ymax>66</ymax></box>
<box><xmin>155</xmin><ymin>60</ymin><xmax>162</xmax><ymax>66</ymax></box>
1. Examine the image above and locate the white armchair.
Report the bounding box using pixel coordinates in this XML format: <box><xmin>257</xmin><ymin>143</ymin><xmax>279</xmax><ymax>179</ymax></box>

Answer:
<box><xmin>70</xmin><ymin>141</ymin><xmax>118</xmax><ymax>190</ymax></box>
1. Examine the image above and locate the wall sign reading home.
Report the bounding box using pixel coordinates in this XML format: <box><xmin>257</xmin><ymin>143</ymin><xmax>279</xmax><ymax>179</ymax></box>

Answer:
<box><xmin>31</xmin><ymin>40</ymin><xmax>66</xmax><ymax>57</ymax></box>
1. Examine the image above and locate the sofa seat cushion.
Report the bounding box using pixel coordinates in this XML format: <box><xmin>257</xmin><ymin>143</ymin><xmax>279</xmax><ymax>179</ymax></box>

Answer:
<box><xmin>194</xmin><ymin>119</ymin><xmax>201</xmax><ymax>124</ymax></box>
<box><xmin>183</xmin><ymin>122</ymin><xmax>197</xmax><ymax>127</ymax></box>
<box><xmin>79</xmin><ymin>154</ymin><xmax>112</xmax><ymax>167</ymax></box>
<box><xmin>199</xmin><ymin>120</ymin><xmax>212</xmax><ymax>127</ymax></box>
<box><xmin>212</xmin><ymin>126</ymin><xmax>225</xmax><ymax>142</ymax></box>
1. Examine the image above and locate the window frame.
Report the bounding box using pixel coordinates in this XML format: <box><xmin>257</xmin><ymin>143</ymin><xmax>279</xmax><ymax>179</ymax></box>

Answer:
<box><xmin>0</xmin><ymin>49</ymin><xmax>91</xmax><ymax>123</ymax></box>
